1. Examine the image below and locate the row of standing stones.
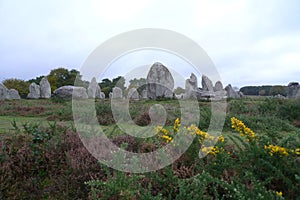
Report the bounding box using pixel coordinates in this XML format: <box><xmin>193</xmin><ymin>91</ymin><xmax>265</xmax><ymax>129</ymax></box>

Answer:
<box><xmin>1</xmin><ymin>62</ymin><xmax>299</xmax><ymax>100</ymax></box>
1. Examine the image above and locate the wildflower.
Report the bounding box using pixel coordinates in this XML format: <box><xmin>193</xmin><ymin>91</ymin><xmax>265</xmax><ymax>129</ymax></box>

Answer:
<box><xmin>264</xmin><ymin>145</ymin><xmax>289</xmax><ymax>156</ymax></box>
<box><xmin>231</xmin><ymin>117</ymin><xmax>258</xmax><ymax>142</ymax></box>
<box><xmin>296</xmin><ymin>148</ymin><xmax>300</xmax><ymax>155</ymax></box>
<box><xmin>173</xmin><ymin>118</ymin><xmax>181</xmax><ymax>133</ymax></box>
<box><xmin>218</xmin><ymin>136</ymin><xmax>225</xmax><ymax>143</ymax></box>
<box><xmin>201</xmin><ymin>146</ymin><xmax>224</xmax><ymax>156</ymax></box>
<box><xmin>276</xmin><ymin>191</ymin><xmax>283</xmax><ymax>196</ymax></box>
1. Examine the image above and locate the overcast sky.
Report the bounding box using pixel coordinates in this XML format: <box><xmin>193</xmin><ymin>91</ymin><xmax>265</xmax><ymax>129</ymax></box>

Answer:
<box><xmin>1</xmin><ymin>0</ymin><xmax>299</xmax><ymax>88</ymax></box>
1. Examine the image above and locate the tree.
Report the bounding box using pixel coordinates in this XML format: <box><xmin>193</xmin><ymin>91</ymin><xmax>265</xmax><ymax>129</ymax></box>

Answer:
<box><xmin>174</xmin><ymin>86</ymin><xmax>185</xmax><ymax>95</ymax></box>
<box><xmin>47</xmin><ymin>68</ymin><xmax>83</xmax><ymax>92</ymax></box>
<box><xmin>270</xmin><ymin>85</ymin><xmax>287</xmax><ymax>96</ymax></box>
<box><xmin>2</xmin><ymin>78</ymin><xmax>30</xmax><ymax>98</ymax></box>
<box><xmin>127</xmin><ymin>78</ymin><xmax>146</xmax><ymax>94</ymax></box>
<box><xmin>112</xmin><ymin>76</ymin><xmax>126</xmax><ymax>91</ymax></box>
<box><xmin>28</xmin><ymin>76</ymin><xmax>45</xmax><ymax>84</ymax></box>
<box><xmin>98</xmin><ymin>76</ymin><xmax>126</xmax><ymax>98</ymax></box>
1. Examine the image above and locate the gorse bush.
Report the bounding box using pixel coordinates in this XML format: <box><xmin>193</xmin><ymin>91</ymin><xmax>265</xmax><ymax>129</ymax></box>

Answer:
<box><xmin>87</xmin><ymin>117</ymin><xmax>300</xmax><ymax>199</ymax></box>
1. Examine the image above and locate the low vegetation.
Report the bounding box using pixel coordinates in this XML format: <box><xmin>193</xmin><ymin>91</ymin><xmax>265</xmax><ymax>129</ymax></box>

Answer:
<box><xmin>0</xmin><ymin>97</ymin><xmax>299</xmax><ymax>199</ymax></box>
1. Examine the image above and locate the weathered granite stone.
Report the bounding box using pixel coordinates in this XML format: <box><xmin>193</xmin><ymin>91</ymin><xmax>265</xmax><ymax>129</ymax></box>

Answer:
<box><xmin>0</xmin><ymin>83</ymin><xmax>8</xmax><ymax>100</ymax></box>
<box><xmin>112</xmin><ymin>87</ymin><xmax>123</xmax><ymax>98</ymax></box>
<box><xmin>40</xmin><ymin>77</ymin><xmax>51</xmax><ymax>98</ymax></box>
<box><xmin>146</xmin><ymin>62</ymin><xmax>174</xmax><ymax>99</ymax></box>
<box><xmin>225</xmin><ymin>84</ymin><xmax>240</xmax><ymax>98</ymax></box>
<box><xmin>201</xmin><ymin>75</ymin><xmax>214</xmax><ymax>91</ymax></box>
<box><xmin>100</xmin><ymin>92</ymin><xmax>105</xmax><ymax>99</ymax></box>
<box><xmin>287</xmin><ymin>82</ymin><xmax>300</xmax><ymax>98</ymax></box>
<box><xmin>127</xmin><ymin>88</ymin><xmax>139</xmax><ymax>99</ymax></box>
<box><xmin>109</xmin><ymin>92</ymin><xmax>113</xmax><ymax>99</ymax></box>
<box><xmin>54</xmin><ymin>86</ymin><xmax>88</xmax><ymax>99</ymax></box>
<box><xmin>87</xmin><ymin>77</ymin><xmax>101</xmax><ymax>98</ymax></box>
<box><xmin>7</xmin><ymin>89</ymin><xmax>21</xmax><ymax>99</ymax></box>
<box><xmin>185</xmin><ymin>73</ymin><xmax>199</xmax><ymax>99</ymax></box>
<box><xmin>214</xmin><ymin>81</ymin><xmax>224</xmax><ymax>91</ymax></box>
<box><xmin>141</xmin><ymin>90</ymin><xmax>147</xmax><ymax>99</ymax></box>
<box><xmin>27</xmin><ymin>83</ymin><xmax>40</xmax><ymax>99</ymax></box>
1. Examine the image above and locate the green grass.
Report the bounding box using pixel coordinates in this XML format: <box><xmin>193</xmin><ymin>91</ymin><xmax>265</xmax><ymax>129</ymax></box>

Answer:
<box><xmin>0</xmin><ymin>97</ymin><xmax>299</xmax><ymax>199</ymax></box>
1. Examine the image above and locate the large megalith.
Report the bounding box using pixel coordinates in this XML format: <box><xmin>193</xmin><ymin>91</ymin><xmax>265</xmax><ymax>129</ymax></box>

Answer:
<box><xmin>40</xmin><ymin>77</ymin><xmax>51</xmax><ymax>98</ymax></box>
<box><xmin>27</xmin><ymin>83</ymin><xmax>40</xmax><ymax>99</ymax></box>
<box><xmin>146</xmin><ymin>62</ymin><xmax>174</xmax><ymax>100</ymax></box>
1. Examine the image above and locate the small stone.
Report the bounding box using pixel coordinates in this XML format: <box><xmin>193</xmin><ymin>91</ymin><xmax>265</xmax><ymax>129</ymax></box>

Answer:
<box><xmin>88</xmin><ymin>77</ymin><xmax>101</xmax><ymax>98</ymax></box>
<box><xmin>27</xmin><ymin>83</ymin><xmax>40</xmax><ymax>99</ymax></box>
<box><xmin>54</xmin><ymin>86</ymin><xmax>88</xmax><ymax>99</ymax></box>
<box><xmin>127</xmin><ymin>88</ymin><xmax>139</xmax><ymax>99</ymax></box>
<box><xmin>201</xmin><ymin>75</ymin><xmax>214</xmax><ymax>91</ymax></box>
<box><xmin>40</xmin><ymin>77</ymin><xmax>51</xmax><ymax>98</ymax></box>
<box><xmin>0</xmin><ymin>83</ymin><xmax>8</xmax><ymax>100</ymax></box>
<box><xmin>7</xmin><ymin>89</ymin><xmax>21</xmax><ymax>99</ymax></box>
<box><xmin>112</xmin><ymin>87</ymin><xmax>123</xmax><ymax>98</ymax></box>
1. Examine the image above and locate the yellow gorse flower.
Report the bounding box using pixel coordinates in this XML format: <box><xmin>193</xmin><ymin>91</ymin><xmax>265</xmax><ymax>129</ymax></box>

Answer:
<box><xmin>276</xmin><ymin>191</ymin><xmax>283</xmax><ymax>196</ymax></box>
<box><xmin>264</xmin><ymin>145</ymin><xmax>289</xmax><ymax>156</ymax></box>
<box><xmin>231</xmin><ymin>117</ymin><xmax>258</xmax><ymax>142</ymax></box>
<box><xmin>173</xmin><ymin>118</ymin><xmax>181</xmax><ymax>133</ymax></box>
<box><xmin>156</xmin><ymin>119</ymin><xmax>225</xmax><ymax>155</ymax></box>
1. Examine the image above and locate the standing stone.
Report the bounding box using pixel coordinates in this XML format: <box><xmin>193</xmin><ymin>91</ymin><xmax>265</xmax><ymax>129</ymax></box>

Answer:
<box><xmin>112</xmin><ymin>87</ymin><xmax>123</xmax><ymax>99</ymax></box>
<box><xmin>7</xmin><ymin>89</ymin><xmax>21</xmax><ymax>99</ymax></box>
<box><xmin>54</xmin><ymin>86</ymin><xmax>88</xmax><ymax>99</ymax></box>
<box><xmin>100</xmin><ymin>92</ymin><xmax>106</xmax><ymax>99</ymax></box>
<box><xmin>287</xmin><ymin>82</ymin><xmax>300</xmax><ymax>98</ymax></box>
<box><xmin>127</xmin><ymin>88</ymin><xmax>139</xmax><ymax>99</ymax></box>
<box><xmin>88</xmin><ymin>77</ymin><xmax>101</xmax><ymax>98</ymax></box>
<box><xmin>214</xmin><ymin>81</ymin><xmax>224</xmax><ymax>91</ymax></box>
<box><xmin>40</xmin><ymin>77</ymin><xmax>51</xmax><ymax>98</ymax></box>
<box><xmin>225</xmin><ymin>84</ymin><xmax>240</xmax><ymax>98</ymax></box>
<box><xmin>27</xmin><ymin>83</ymin><xmax>40</xmax><ymax>99</ymax></box>
<box><xmin>201</xmin><ymin>75</ymin><xmax>214</xmax><ymax>91</ymax></box>
<box><xmin>141</xmin><ymin>90</ymin><xmax>147</xmax><ymax>99</ymax></box>
<box><xmin>146</xmin><ymin>62</ymin><xmax>174</xmax><ymax>99</ymax></box>
<box><xmin>0</xmin><ymin>83</ymin><xmax>8</xmax><ymax>100</ymax></box>
<box><xmin>185</xmin><ymin>73</ymin><xmax>199</xmax><ymax>99</ymax></box>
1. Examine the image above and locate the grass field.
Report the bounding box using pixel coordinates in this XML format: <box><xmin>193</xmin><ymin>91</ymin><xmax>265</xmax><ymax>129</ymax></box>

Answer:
<box><xmin>0</xmin><ymin>97</ymin><xmax>299</xmax><ymax>199</ymax></box>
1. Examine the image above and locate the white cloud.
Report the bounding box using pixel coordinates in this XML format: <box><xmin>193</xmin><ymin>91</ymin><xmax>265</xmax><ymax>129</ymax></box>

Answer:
<box><xmin>92</xmin><ymin>0</ymin><xmax>155</xmax><ymax>21</ymax></box>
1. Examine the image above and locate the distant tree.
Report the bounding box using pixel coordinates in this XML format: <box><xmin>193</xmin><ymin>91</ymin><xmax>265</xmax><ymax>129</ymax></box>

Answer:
<box><xmin>127</xmin><ymin>78</ymin><xmax>146</xmax><ymax>94</ymax></box>
<box><xmin>240</xmin><ymin>86</ymin><xmax>260</xmax><ymax>95</ymax></box>
<box><xmin>174</xmin><ymin>86</ymin><xmax>185</xmax><ymax>95</ymax></box>
<box><xmin>112</xmin><ymin>76</ymin><xmax>126</xmax><ymax>91</ymax></box>
<box><xmin>259</xmin><ymin>89</ymin><xmax>266</xmax><ymax>96</ymax></box>
<box><xmin>47</xmin><ymin>68</ymin><xmax>83</xmax><ymax>92</ymax></box>
<box><xmin>260</xmin><ymin>86</ymin><xmax>272</xmax><ymax>96</ymax></box>
<box><xmin>98</xmin><ymin>76</ymin><xmax>126</xmax><ymax>98</ymax></box>
<box><xmin>270</xmin><ymin>85</ymin><xmax>287</xmax><ymax>96</ymax></box>
<box><xmin>28</xmin><ymin>75</ymin><xmax>45</xmax><ymax>84</ymax></box>
<box><xmin>99</xmin><ymin>78</ymin><xmax>112</xmax><ymax>89</ymax></box>
<box><xmin>2</xmin><ymin>78</ymin><xmax>30</xmax><ymax>98</ymax></box>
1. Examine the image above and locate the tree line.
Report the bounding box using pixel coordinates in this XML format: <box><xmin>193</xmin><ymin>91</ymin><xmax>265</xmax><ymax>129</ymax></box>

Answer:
<box><xmin>240</xmin><ymin>85</ymin><xmax>287</xmax><ymax>96</ymax></box>
<box><xmin>2</xmin><ymin>67</ymin><xmax>147</xmax><ymax>98</ymax></box>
